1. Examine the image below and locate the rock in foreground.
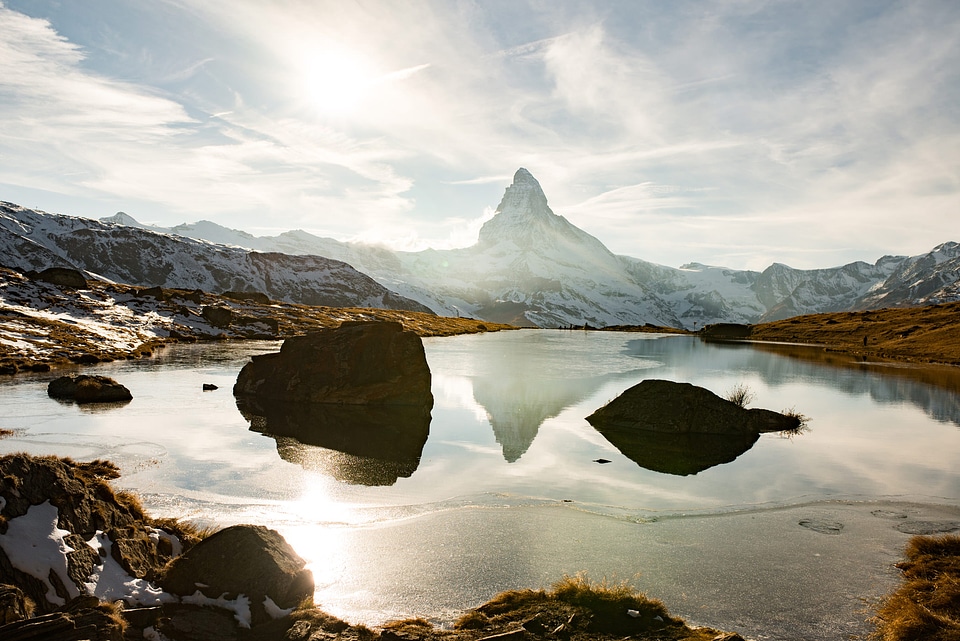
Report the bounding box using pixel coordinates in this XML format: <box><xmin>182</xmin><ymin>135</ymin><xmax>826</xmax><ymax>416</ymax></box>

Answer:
<box><xmin>0</xmin><ymin>454</ymin><xmax>180</xmax><ymax>616</ymax></box>
<box><xmin>47</xmin><ymin>375</ymin><xmax>132</xmax><ymax>404</ymax></box>
<box><xmin>0</xmin><ymin>453</ymin><xmax>317</xmax><ymax>640</ymax></box>
<box><xmin>233</xmin><ymin>320</ymin><xmax>433</xmax><ymax>407</ymax></box>
<box><xmin>160</xmin><ymin>524</ymin><xmax>313</xmax><ymax>627</ymax></box>
<box><xmin>586</xmin><ymin>379</ymin><xmax>800</xmax><ymax>435</ymax></box>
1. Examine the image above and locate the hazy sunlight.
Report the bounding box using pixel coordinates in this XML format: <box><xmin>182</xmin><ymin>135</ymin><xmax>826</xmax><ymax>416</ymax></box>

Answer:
<box><xmin>300</xmin><ymin>47</ymin><xmax>377</xmax><ymax>116</ymax></box>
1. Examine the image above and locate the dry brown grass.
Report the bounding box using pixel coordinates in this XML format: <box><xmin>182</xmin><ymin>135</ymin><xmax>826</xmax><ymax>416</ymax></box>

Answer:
<box><xmin>871</xmin><ymin>534</ymin><xmax>960</xmax><ymax>641</ymax></box>
<box><xmin>150</xmin><ymin>516</ymin><xmax>220</xmax><ymax>549</ymax></box>
<box><xmin>724</xmin><ymin>383</ymin><xmax>756</xmax><ymax>408</ymax></box>
<box><xmin>745</xmin><ymin>303</ymin><xmax>960</xmax><ymax>366</ymax></box>
<box><xmin>455</xmin><ymin>573</ymin><xmax>727</xmax><ymax>640</ymax></box>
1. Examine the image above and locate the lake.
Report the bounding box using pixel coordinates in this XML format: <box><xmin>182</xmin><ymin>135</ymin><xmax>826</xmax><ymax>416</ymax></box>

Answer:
<box><xmin>2</xmin><ymin>330</ymin><xmax>959</xmax><ymax>640</ymax></box>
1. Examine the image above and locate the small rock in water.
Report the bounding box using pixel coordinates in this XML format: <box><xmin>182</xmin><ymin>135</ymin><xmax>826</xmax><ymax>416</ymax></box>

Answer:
<box><xmin>47</xmin><ymin>374</ymin><xmax>132</xmax><ymax>404</ymax></box>
<box><xmin>202</xmin><ymin>383</ymin><xmax>218</xmax><ymax>391</ymax></box>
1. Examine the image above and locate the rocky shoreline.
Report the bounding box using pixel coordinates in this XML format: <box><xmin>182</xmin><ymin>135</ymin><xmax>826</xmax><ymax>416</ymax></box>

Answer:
<box><xmin>0</xmin><ymin>267</ymin><xmax>515</xmax><ymax>376</ymax></box>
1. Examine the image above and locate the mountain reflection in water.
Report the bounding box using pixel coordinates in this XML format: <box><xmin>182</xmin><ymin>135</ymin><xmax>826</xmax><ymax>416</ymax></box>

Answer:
<box><xmin>427</xmin><ymin>330</ymin><xmax>661</xmax><ymax>462</ymax></box>
<box><xmin>472</xmin><ymin>371</ymin><xmax>646</xmax><ymax>462</ymax></box>
<box><xmin>238</xmin><ymin>399</ymin><xmax>431</xmax><ymax>486</ymax></box>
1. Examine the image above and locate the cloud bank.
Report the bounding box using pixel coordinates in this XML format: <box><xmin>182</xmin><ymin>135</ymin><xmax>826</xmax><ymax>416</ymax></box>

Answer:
<box><xmin>1</xmin><ymin>0</ymin><xmax>958</xmax><ymax>269</ymax></box>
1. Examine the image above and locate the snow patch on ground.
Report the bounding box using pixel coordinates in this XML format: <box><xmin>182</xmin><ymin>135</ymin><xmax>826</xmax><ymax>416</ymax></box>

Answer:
<box><xmin>0</xmin><ymin>501</ymin><xmax>180</xmax><ymax>608</ymax></box>
<box><xmin>83</xmin><ymin>531</ymin><xmax>174</xmax><ymax>605</ymax></box>
<box><xmin>183</xmin><ymin>590</ymin><xmax>252</xmax><ymax>628</ymax></box>
<box><xmin>0</xmin><ymin>501</ymin><xmax>78</xmax><ymax>605</ymax></box>
<box><xmin>263</xmin><ymin>594</ymin><xmax>294</xmax><ymax>619</ymax></box>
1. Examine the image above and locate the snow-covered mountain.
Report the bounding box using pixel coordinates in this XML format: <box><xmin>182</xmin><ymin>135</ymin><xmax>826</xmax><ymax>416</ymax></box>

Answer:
<box><xmin>101</xmin><ymin>168</ymin><xmax>959</xmax><ymax>328</ymax></box>
<box><xmin>7</xmin><ymin>168</ymin><xmax>960</xmax><ymax>327</ymax></box>
<box><xmin>0</xmin><ymin>202</ymin><xmax>430</xmax><ymax>313</ymax></box>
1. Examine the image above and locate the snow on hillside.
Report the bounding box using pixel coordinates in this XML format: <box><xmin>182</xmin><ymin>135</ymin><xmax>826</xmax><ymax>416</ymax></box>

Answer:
<box><xmin>0</xmin><ymin>201</ymin><xmax>431</xmax><ymax>314</ymax></box>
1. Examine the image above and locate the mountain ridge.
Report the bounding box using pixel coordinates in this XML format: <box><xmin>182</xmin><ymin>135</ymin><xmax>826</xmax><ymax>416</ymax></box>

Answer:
<box><xmin>4</xmin><ymin>168</ymin><xmax>959</xmax><ymax>328</ymax></box>
<box><xmin>88</xmin><ymin>168</ymin><xmax>960</xmax><ymax>327</ymax></box>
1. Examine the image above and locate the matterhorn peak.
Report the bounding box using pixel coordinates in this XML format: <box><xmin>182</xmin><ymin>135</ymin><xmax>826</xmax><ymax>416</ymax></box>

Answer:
<box><xmin>496</xmin><ymin>168</ymin><xmax>550</xmax><ymax>215</ymax></box>
<box><xmin>477</xmin><ymin>168</ymin><xmax>558</xmax><ymax>248</ymax></box>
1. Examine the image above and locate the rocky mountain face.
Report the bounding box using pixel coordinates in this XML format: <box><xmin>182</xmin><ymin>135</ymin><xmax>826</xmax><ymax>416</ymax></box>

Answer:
<box><xmin>0</xmin><ymin>202</ymin><xmax>430</xmax><ymax>313</ymax></box>
<box><xmin>6</xmin><ymin>168</ymin><xmax>959</xmax><ymax>328</ymax></box>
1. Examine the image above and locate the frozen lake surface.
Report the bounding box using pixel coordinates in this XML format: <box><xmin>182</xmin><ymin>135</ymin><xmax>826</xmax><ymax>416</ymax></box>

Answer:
<box><xmin>2</xmin><ymin>330</ymin><xmax>958</xmax><ymax>640</ymax></box>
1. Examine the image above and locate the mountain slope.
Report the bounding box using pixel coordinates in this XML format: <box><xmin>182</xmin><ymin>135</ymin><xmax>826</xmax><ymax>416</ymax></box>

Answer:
<box><xmin>857</xmin><ymin>242</ymin><xmax>960</xmax><ymax>309</ymax></box>
<box><xmin>0</xmin><ymin>202</ymin><xmax>430</xmax><ymax>313</ymax></box>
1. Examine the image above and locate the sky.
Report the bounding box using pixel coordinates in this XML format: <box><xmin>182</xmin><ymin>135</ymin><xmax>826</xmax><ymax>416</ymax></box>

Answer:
<box><xmin>1</xmin><ymin>0</ymin><xmax>958</xmax><ymax>271</ymax></box>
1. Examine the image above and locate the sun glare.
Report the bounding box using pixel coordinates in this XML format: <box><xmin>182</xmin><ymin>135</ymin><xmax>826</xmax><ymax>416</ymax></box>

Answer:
<box><xmin>301</xmin><ymin>48</ymin><xmax>377</xmax><ymax>116</ymax></box>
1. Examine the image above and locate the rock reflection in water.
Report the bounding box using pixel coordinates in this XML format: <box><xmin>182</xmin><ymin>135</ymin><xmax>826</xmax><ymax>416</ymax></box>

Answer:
<box><xmin>593</xmin><ymin>427</ymin><xmax>761</xmax><ymax>476</ymax></box>
<box><xmin>237</xmin><ymin>400</ymin><xmax>430</xmax><ymax>486</ymax></box>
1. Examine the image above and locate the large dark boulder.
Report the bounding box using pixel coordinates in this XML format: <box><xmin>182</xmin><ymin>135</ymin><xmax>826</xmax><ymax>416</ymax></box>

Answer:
<box><xmin>159</xmin><ymin>524</ymin><xmax>313</xmax><ymax>627</ymax></box>
<box><xmin>586</xmin><ymin>379</ymin><xmax>800</xmax><ymax>435</ymax></box>
<box><xmin>233</xmin><ymin>321</ymin><xmax>433</xmax><ymax>407</ymax></box>
<box><xmin>47</xmin><ymin>375</ymin><xmax>132</xmax><ymax>404</ymax></box>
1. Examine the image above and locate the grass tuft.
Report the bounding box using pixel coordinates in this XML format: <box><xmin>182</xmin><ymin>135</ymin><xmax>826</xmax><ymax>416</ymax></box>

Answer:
<box><xmin>871</xmin><ymin>534</ymin><xmax>960</xmax><ymax>640</ymax></box>
<box><xmin>549</xmin><ymin>573</ymin><xmax>670</xmax><ymax>622</ymax></box>
<box><xmin>725</xmin><ymin>383</ymin><xmax>755</xmax><ymax>408</ymax></box>
<box><xmin>77</xmin><ymin>458</ymin><xmax>121</xmax><ymax>479</ymax></box>
<box><xmin>453</xmin><ymin>610</ymin><xmax>489</xmax><ymax>630</ymax></box>
<box><xmin>150</xmin><ymin>517</ymin><xmax>220</xmax><ymax>551</ymax></box>
<box><xmin>778</xmin><ymin>407</ymin><xmax>811</xmax><ymax>437</ymax></box>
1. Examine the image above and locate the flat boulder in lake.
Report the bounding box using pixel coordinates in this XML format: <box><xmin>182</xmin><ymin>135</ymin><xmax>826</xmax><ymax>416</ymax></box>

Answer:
<box><xmin>47</xmin><ymin>374</ymin><xmax>132</xmax><ymax>404</ymax></box>
<box><xmin>586</xmin><ymin>379</ymin><xmax>799</xmax><ymax>435</ymax></box>
<box><xmin>233</xmin><ymin>320</ymin><xmax>433</xmax><ymax>408</ymax></box>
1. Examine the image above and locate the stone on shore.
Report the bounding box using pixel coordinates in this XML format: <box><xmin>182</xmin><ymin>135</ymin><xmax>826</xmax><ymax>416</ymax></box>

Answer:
<box><xmin>159</xmin><ymin>524</ymin><xmax>314</xmax><ymax>627</ymax></box>
<box><xmin>0</xmin><ymin>454</ymin><xmax>174</xmax><ymax>614</ymax></box>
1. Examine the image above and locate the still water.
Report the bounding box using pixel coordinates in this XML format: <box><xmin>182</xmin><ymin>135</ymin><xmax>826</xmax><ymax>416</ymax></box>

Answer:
<box><xmin>2</xmin><ymin>330</ymin><xmax>959</xmax><ymax>631</ymax></box>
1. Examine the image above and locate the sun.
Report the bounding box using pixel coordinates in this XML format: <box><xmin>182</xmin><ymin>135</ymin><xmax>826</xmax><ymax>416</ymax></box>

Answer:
<box><xmin>300</xmin><ymin>48</ymin><xmax>377</xmax><ymax>116</ymax></box>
